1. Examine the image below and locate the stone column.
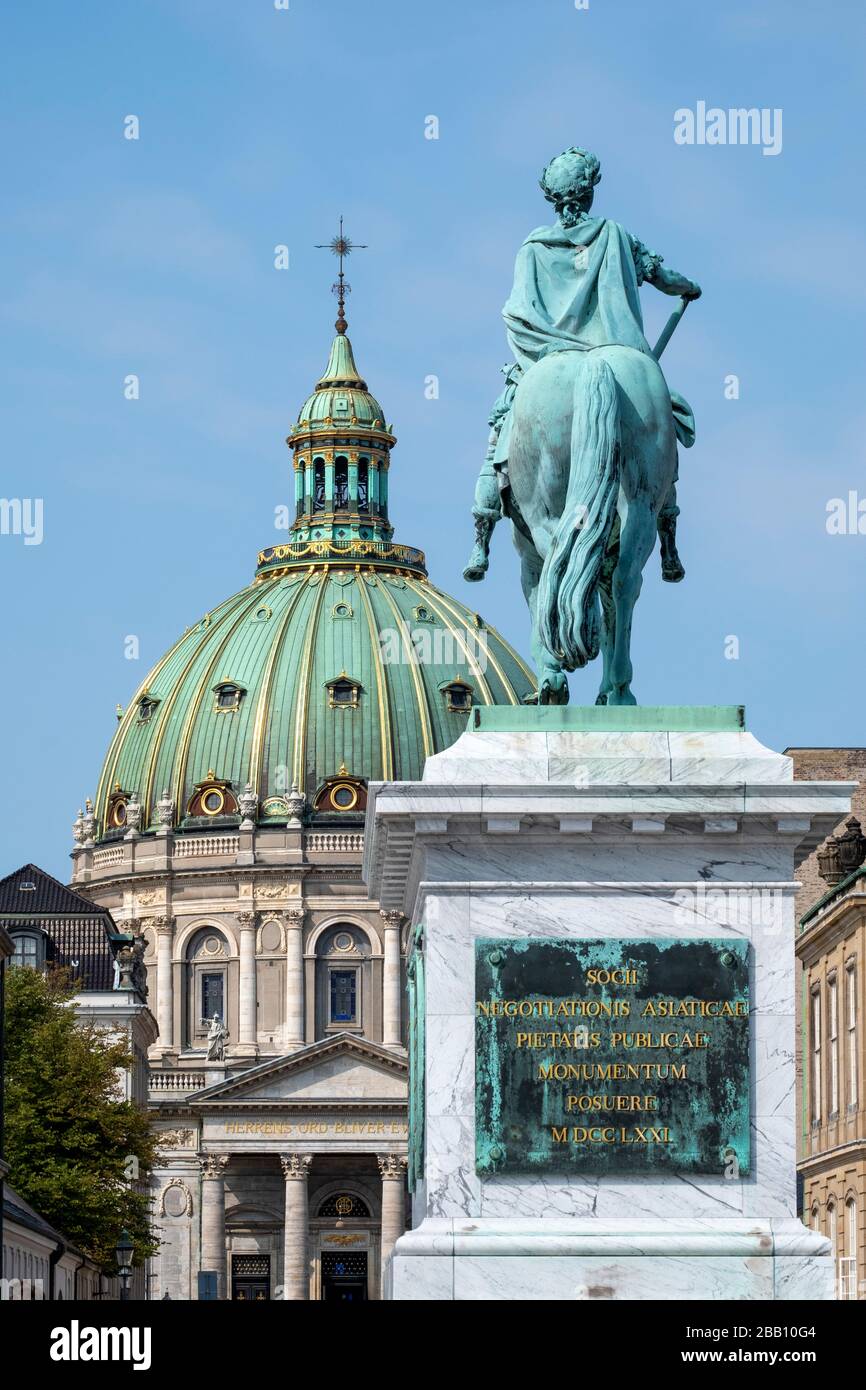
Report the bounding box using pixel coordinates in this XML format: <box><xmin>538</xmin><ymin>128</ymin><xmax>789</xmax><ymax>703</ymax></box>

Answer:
<box><xmin>284</xmin><ymin>908</ymin><xmax>305</xmax><ymax>1049</ymax></box>
<box><xmin>378</xmin><ymin>1154</ymin><xmax>408</xmax><ymax>1294</ymax></box>
<box><xmin>380</xmin><ymin>911</ymin><xmax>404</xmax><ymax>1048</ymax></box>
<box><xmin>151</xmin><ymin>916</ymin><xmax>175</xmax><ymax>1053</ymax></box>
<box><xmin>237</xmin><ymin>911</ymin><xmax>258</xmax><ymax>1055</ymax></box>
<box><xmin>199</xmin><ymin>1154</ymin><xmax>229</xmax><ymax>1299</ymax></box>
<box><xmin>281</xmin><ymin>1154</ymin><xmax>312</xmax><ymax>1300</ymax></box>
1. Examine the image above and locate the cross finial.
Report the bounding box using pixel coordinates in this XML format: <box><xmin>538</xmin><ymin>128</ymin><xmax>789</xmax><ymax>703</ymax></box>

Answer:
<box><xmin>315</xmin><ymin>216</ymin><xmax>368</xmax><ymax>334</ymax></box>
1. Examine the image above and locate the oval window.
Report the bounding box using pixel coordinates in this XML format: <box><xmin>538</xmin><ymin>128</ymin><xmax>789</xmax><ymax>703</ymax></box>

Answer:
<box><xmin>202</xmin><ymin>789</ymin><xmax>225</xmax><ymax>815</ymax></box>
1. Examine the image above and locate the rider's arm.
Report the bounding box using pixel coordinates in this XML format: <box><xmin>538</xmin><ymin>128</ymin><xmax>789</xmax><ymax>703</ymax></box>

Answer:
<box><xmin>629</xmin><ymin>231</ymin><xmax>701</xmax><ymax>299</ymax></box>
<box><xmin>647</xmin><ymin>262</ymin><xmax>702</xmax><ymax>300</ymax></box>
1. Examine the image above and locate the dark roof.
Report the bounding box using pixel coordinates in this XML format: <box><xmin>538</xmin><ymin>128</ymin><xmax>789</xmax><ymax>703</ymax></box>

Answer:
<box><xmin>3</xmin><ymin>1184</ymin><xmax>84</xmax><ymax>1255</ymax></box>
<box><xmin>0</xmin><ymin>862</ymin><xmax>120</xmax><ymax>990</ymax></box>
<box><xmin>0</xmin><ymin>863</ymin><xmax>111</xmax><ymax>919</ymax></box>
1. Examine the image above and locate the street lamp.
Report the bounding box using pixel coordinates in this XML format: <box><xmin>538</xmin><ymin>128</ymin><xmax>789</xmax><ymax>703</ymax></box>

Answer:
<box><xmin>115</xmin><ymin>1228</ymin><xmax>134</xmax><ymax>1302</ymax></box>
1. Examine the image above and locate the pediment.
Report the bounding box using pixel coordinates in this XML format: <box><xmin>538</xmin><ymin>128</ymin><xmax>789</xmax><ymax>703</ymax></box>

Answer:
<box><xmin>188</xmin><ymin>1033</ymin><xmax>407</xmax><ymax>1107</ymax></box>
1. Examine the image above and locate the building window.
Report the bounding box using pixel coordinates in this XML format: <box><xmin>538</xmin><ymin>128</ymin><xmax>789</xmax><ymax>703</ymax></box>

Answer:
<box><xmin>847</xmin><ymin>962</ymin><xmax>858</xmax><ymax>1108</ymax></box>
<box><xmin>186</xmin><ymin>929</ymin><xmax>229</xmax><ymax>1047</ymax></box>
<box><xmin>326</xmin><ymin>673</ymin><xmax>361</xmax><ymax>709</ymax></box>
<box><xmin>442</xmin><ymin>679</ymin><xmax>473</xmax><ymax>713</ymax></box>
<box><xmin>829</xmin><ymin>975</ymin><xmax>839</xmax><ymax>1116</ymax></box>
<box><xmin>334</xmin><ymin>457</ymin><xmax>349</xmax><ymax>509</ymax></box>
<box><xmin>315</xmin><ymin>925</ymin><xmax>370</xmax><ymax>1039</ymax></box>
<box><xmin>12</xmin><ymin>933</ymin><xmax>42</xmax><ymax>969</ymax></box>
<box><xmin>839</xmin><ymin>1199</ymin><xmax>858</xmax><ymax>1300</ymax></box>
<box><xmin>358</xmin><ymin>459</ymin><xmax>369</xmax><ymax>511</ymax></box>
<box><xmin>313</xmin><ymin>459</ymin><xmax>325</xmax><ymax>511</ymax></box>
<box><xmin>313</xmin><ymin>772</ymin><xmax>367</xmax><ymax>814</ymax></box>
<box><xmin>213</xmin><ymin>682</ymin><xmax>244</xmax><ymax>714</ymax></box>
<box><xmin>138</xmin><ymin>695</ymin><xmax>159</xmax><ymax>723</ymax></box>
<box><xmin>317</xmin><ymin>1193</ymin><xmax>371</xmax><ymax>1219</ymax></box>
<box><xmin>201</xmin><ymin>971</ymin><xmax>224</xmax><ymax>1023</ymax></box>
<box><xmin>810</xmin><ymin>988</ymin><xmax>822</xmax><ymax>1124</ymax></box>
<box><xmin>330</xmin><ymin>969</ymin><xmax>358</xmax><ymax>1024</ymax></box>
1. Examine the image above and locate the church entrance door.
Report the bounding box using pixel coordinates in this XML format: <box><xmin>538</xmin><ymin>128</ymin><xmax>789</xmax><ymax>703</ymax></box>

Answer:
<box><xmin>231</xmin><ymin>1255</ymin><xmax>271</xmax><ymax>1301</ymax></box>
<box><xmin>321</xmin><ymin>1251</ymin><xmax>368</xmax><ymax>1301</ymax></box>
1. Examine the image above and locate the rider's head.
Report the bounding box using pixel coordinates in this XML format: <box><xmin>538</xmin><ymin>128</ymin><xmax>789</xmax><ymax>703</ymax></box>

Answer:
<box><xmin>540</xmin><ymin>147</ymin><xmax>601</xmax><ymax>226</ymax></box>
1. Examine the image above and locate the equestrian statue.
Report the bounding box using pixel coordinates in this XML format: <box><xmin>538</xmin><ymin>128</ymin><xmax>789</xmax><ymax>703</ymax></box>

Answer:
<box><xmin>464</xmin><ymin>146</ymin><xmax>701</xmax><ymax>706</ymax></box>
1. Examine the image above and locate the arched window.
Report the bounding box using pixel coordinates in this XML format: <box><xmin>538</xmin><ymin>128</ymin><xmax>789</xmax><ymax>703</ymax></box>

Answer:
<box><xmin>841</xmin><ymin>1198</ymin><xmax>858</xmax><ymax>1299</ymax></box>
<box><xmin>317</xmin><ymin>1192</ymin><xmax>371</xmax><ymax>1219</ymax></box>
<box><xmin>315</xmin><ymin>925</ymin><xmax>372</xmax><ymax>1040</ymax></box>
<box><xmin>334</xmin><ymin>456</ymin><xmax>349</xmax><ymax>509</ymax></box>
<box><xmin>313</xmin><ymin>459</ymin><xmax>325</xmax><ymax>511</ymax></box>
<box><xmin>185</xmin><ymin>928</ymin><xmax>230</xmax><ymax>1049</ymax></box>
<box><xmin>358</xmin><ymin>459</ymin><xmax>369</xmax><ymax>512</ymax></box>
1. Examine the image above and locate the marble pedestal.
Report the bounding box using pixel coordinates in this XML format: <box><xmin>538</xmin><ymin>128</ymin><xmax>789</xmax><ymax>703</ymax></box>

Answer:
<box><xmin>364</xmin><ymin>707</ymin><xmax>851</xmax><ymax>1301</ymax></box>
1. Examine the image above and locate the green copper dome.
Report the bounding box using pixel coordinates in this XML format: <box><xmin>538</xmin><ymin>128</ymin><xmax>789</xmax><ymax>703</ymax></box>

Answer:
<box><xmin>92</xmin><ymin>327</ymin><xmax>535</xmax><ymax>837</ymax></box>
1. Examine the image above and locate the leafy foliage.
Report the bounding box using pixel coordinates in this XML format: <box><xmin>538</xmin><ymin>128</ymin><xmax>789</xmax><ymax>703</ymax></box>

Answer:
<box><xmin>4</xmin><ymin>965</ymin><xmax>158</xmax><ymax>1270</ymax></box>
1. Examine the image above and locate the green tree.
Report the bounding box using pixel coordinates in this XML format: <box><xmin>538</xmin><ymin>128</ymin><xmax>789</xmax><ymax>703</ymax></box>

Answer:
<box><xmin>4</xmin><ymin>965</ymin><xmax>159</xmax><ymax>1270</ymax></box>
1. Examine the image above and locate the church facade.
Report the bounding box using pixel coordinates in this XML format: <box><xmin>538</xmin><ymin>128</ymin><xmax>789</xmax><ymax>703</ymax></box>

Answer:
<box><xmin>68</xmin><ymin>314</ymin><xmax>535</xmax><ymax>1299</ymax></box>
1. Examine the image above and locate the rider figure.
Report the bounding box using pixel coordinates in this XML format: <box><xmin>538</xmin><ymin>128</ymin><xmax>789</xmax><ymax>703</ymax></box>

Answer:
<box><xmin>464</xmin><ymin>146</ymin><xmax>701</xmax><ymax>585</ymax></box>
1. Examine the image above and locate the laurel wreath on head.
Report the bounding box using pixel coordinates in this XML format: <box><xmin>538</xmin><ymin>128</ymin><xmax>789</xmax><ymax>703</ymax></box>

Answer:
<box><xmin>540</xmin><ymin>147</ymin><xmax>602</xmax><ymax>225</ymax></box>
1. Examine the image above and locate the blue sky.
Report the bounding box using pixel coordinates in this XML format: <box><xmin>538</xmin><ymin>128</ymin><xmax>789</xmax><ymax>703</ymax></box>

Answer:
<box><xmin>1</xmin><ymin>0</ymin><xmax>865</xmax><ymax>878</ymax></box>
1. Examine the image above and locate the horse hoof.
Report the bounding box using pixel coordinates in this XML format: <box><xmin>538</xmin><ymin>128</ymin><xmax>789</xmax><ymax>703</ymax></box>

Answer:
<box><xmin>607</xmin><ymin>690</ymin><xmax>637</xmax><ymax>706</ymax></box>
<box><xmin>662</xmin><ymin>560</ymin><xmax>685</xmax><ymax>583</ymax></box>
<box><xmin>595</xmin><ymin>693</ymin><xmax>608</xmax><ymax>706</ymax></box>
<box><xmin>462</xmin><ymin>566</ymin><xmax>486</xmax><ymax>582</ymax></box>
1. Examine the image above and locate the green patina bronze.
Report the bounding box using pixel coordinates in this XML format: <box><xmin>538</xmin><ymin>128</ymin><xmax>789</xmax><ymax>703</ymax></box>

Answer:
<box><xmin>475</xmin><ymin>937</ymin><xmax>750</xmax><ymax>1177</ymax></box>
<box><xmin>406</xmin><ymin>922</ymin><xmax>426</xmax><ymax>1193</ymax></box>
<box><xmin>470</xmin><ymin>704</ymin><xmax>745</xmax><ymax>733</ymax></box>
<box><xmin>465</xmin><ymin>146</ymin><xmax>702</xmax><ymax>707</ymax></box>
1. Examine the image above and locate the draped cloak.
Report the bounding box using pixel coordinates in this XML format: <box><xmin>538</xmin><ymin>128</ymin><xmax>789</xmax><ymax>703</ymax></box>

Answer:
<box><xmin>493</xmin><ymin>217</ymin><xmax>694</xmax><ymax>467</ymax></box>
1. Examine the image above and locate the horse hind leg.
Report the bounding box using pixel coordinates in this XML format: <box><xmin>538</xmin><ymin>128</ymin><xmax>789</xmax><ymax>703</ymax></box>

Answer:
<box><xmin>595</xmin><ymin>513</ymin><xmax>620</xmax><ymax>705</ymax></box>
<box><xmin>514</xmin><ymin>526</ymin><xmax>568</xmax><ymax>705</ymax></box>
<box><xmin>608</xmin><ymin>501</ymin><xmax>657</xmax><ymax>705</ymax></box>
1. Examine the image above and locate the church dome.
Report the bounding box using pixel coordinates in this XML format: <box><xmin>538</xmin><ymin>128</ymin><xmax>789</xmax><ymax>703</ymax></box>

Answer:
<box><xmin>92</xmin><ymin>325</ymin><xmax>535</xmax><ymax>838</ymax></box>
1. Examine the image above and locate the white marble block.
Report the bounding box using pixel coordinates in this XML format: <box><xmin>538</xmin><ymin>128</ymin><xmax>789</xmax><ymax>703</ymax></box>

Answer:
<box><xmin>364</xmin><ymin>710</ymin><xmax>851</xmax><ymax>1301</ymax></box>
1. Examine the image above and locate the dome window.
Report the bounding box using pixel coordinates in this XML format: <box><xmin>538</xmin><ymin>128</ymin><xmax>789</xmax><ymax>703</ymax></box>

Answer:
<box><xmin>413</xmin><ymin>604</ymin><xmax>435</xmax><ymax>625</ymax></box>
<box><xmin>252</xmin><ymin>604</ymin><xmax>272</xmax><ymax>622</ymax></box>
<box><xmin>326</xmin><ymin>672</ymin><xmax>361</xmax><ymax>709</ymax></box>
<box><xmin>186</xmin><ymin>772</ymin><xmax>238</xmax><ymax>819</ymax></box>
<box><xmin>137</xmin><ymin>694</ymin><xmax>160</xmax><ymax>723</ymax></box>
<box><xmin>107</xmin><ymin>785</ymin><xmax>131</xmax><ymax>830</ymax></box>
<box><xmin>441</xmin><ymin>678</ymin><xmax>474</xmax><ymax>713</ymax></box>
<box><xmin>331</xmin><ymin>601</ymin><xmax>354</xmax><ymax>620</ymax></box>
<box><xmin>212</xmin><ymin>681</ymin><xmax>246</xmax><ymax>714</ymax></box>
<box><xmin>314</xmin><ymin>770</ymin><xmax>367</xmax><ymax>814</ymax></box>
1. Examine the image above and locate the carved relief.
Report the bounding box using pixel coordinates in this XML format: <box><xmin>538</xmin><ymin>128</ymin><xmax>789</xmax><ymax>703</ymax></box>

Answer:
<box><xmin>161</xmin><ymin>1178</ymin><xmax>193</xmax><ymax>1218</ymax></box>
<box><xmin>157</xmin><ymin>1128</ymin><xmax>195</xmax><ymax>1150</ymax></box>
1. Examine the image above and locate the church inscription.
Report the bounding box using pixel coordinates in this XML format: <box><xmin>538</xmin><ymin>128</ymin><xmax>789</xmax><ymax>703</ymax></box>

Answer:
<box><xmin>475</xmin><ymin>937</ymin><xmax>750</xmax><ymax>1176</ymax></box>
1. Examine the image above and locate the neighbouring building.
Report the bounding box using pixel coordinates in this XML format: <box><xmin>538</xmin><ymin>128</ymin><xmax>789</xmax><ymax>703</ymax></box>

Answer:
<box><xmin>788</xmin><ymin>747</ymin><xmax>866</xmax><ymax>1299</ymax></box>
<box><xmin>0</xmin><ymin>862</ymin><xmax>154</xmax><ymax>1298</ymax></box>
<box><xmin>66</xmin><ymin>308</ymin><xmax>535</xmax><ymax>1300</ymax></box>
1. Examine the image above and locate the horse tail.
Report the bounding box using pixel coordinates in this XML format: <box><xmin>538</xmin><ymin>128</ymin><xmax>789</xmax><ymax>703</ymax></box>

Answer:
<box><xmin>537</xmin><ymin>354</ymin><xmax>620</xmax><ymax>670</ymax></box>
